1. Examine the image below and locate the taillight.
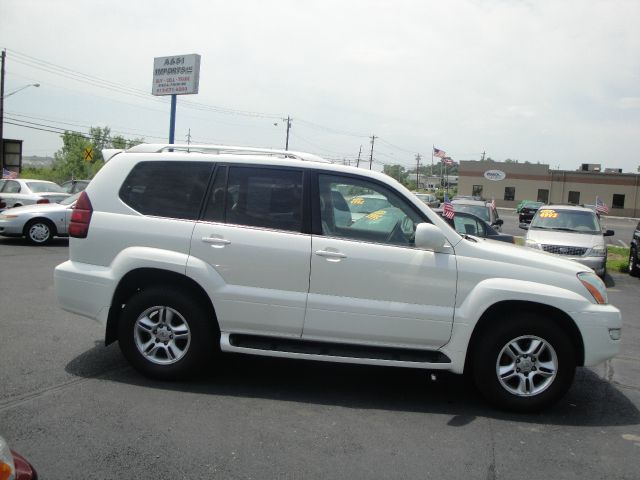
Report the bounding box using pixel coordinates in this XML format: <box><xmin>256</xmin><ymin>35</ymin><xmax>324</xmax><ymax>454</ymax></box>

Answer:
<box><xmin>36</xmin><ymin>198</ymin><xmax>50</xmax><ymax>204</ymax></box>
<box><xmin>69</xmin><ymin>191</ymin><xmax>93</xmax><ymax>238</ymax></box>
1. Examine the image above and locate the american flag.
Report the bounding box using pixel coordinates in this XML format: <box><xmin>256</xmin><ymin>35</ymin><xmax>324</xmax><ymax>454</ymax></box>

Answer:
<box><xmin>490</xmin><ymin>198</ymin><xmax>496</xmax><ymax>209</ymax></box>
<box><xmin>595</xmin><ymin>196</ymin><xmax>609</xmax><ymax>214</ymax></box>
<box><xmin>442</xmin><ymin>157</ymin><xmax>454</xmax><ymax>165</ymax></box>
<box><xmin>443</xmin><ymin>193</ymin><xmax>455</xmax><ymax>219</ymax></box>
<box><xmin>2</xmin><ymin>168</ymin><xmax>18</xmax><ymax>179</ymax></box>
<box><xmin>433</xmin><ymin>147</ymin><xmax>447</xmax><ymax>159</ymax></box>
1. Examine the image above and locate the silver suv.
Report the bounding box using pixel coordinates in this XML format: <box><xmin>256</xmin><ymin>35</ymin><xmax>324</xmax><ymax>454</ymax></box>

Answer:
<box><xmin>54</xmin><ymin>144</ymin><xmax>621</xmax><ymax>412</ymax></box>
<box><xmin>522</xmin><ymin>205</ymin><xmax>614</xmax><ymax>277</ymax></box>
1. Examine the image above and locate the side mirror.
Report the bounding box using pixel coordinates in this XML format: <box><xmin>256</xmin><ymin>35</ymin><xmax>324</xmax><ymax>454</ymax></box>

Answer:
<box><xmin>495</xmin><ymin>218</ymin><xmax>504</xmax><ymax>226</ymax></box>
<box><xmin>415</xmin><ymin>223</ymin><xmax>447</xmax><ymax>251</ymax></box>
<box><xmin>604</xmin><ymin>229</ymin><xmax>614</xmax><ymax>237</ymax></box>
<box><xmin>519</xmin><ymin>222</ymin><xmax>530</xmax><ymax>230</ymax></box>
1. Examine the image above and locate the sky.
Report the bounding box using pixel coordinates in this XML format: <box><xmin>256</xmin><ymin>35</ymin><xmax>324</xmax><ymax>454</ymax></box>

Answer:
<box><xmin>1</xmin><ymin>0</ymin><xmax>640</xmax><ymax>172</ymax></box>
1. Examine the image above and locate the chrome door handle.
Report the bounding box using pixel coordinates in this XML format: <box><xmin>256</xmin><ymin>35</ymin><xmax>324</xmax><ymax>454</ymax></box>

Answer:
<box><xmin>201</xmin><ymin>236</ymin><xmax>231</xmax><ymax>247</ymax></box>
<box><xmin>315</xmin><ymin>249</ymin><xmax>347</xmax><ymax>259</ymax></box>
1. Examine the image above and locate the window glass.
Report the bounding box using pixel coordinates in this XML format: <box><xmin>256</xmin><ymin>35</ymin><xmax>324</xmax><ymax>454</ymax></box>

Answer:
<box><xmin>504</xmin><ymin>187</ymin><xmax>515</xmax><ymax>201</ymax></box>
<box><xmin>537</xmin><ymin>189</ymin><xmax>549</xmax><ymax>203</ymax></box>
<box><xmin>224</xmin><ymin>166</ymin><xmax>303</xmax><ymax>232</ymax></box>
<box><xmin>3</xmin><ymin>180</ymin><xmax>21</xmax><ymax>193</ymax></box>
<box><xmin>119</xmin><ymin>161</ymin><xmax>212</xmax><ymax>220</ymax></box>
<box><xmin>319</xmin><ymin>174</ymin><xmax>423</xmax><ymax>247</ymax></box>
<box><xmin>568</xmin><ymin>191</ymin><xmax>580</xmax><ymax>204</ymax></box>
<box><xmin>453</xmin><ymin>215</ymin><xmax>484</xmax><ymax>237</ymax></box>
<box><xmin>612</xmin><ymin>194</ymin><xmax>625</xmax><ymax>209</ymax></box>
<box><xmin>472</xmin><ymin>185</ymin><xmax>483</xmax><ymax>197</ymax></box>
<box><xmin>530</xmin><ymin>208</ymin><xmax>601</xmax><ymax>234</ymax></box>
<box><xmin>27</xmin><ymin>181</ymin><xmax>65</xmax><ymax>193</ymax></box>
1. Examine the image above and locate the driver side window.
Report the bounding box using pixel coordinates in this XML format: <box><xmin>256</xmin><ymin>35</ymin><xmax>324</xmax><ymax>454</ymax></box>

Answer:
<box><xmin>318</xmin><ymin>174</ymin><xmax>423</xmax><ymax>247</ymax></box>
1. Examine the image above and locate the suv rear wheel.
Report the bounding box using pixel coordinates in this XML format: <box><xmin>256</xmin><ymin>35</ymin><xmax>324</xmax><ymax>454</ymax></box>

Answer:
<box><xmin>472</xmin><ymin>314</ymin><xmax>576</xmax><ymax>412</ymax></box>
<box><xmin>118</xmin><ymin>286</ymin><xmax>216</xmax><ymax>380</ymax></box>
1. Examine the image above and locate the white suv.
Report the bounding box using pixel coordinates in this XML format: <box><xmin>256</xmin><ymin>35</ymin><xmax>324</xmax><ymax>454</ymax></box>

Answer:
<box><xmin>55</xmin><ymin>144</ymin><xmax>622</xmax><ymax>412</ymax></box>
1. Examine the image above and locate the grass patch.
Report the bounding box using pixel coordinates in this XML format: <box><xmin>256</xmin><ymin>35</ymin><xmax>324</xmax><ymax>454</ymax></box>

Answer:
<box><xmin>607</xmin><ymin>245</ymin><xmax>630</xmax><ymax>273</ymax></box>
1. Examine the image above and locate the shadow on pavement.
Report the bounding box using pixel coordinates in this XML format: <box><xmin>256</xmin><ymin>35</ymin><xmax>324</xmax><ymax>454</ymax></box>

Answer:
<box><xmin>66</xmin><ymin>341</ymin><xmax>640</xmax><ymax>428</ymax></box>
<box><xmin>0</xmin><ymin>237</ymin><xmax>69</xmax><ymax>248</ymax></box>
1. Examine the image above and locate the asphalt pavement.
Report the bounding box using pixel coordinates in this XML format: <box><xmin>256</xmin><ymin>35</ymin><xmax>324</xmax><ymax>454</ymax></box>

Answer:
<box><xmin>1</xmin><ymin>237</ymin><xmax>639</xmax><ymax>479</ymax></box>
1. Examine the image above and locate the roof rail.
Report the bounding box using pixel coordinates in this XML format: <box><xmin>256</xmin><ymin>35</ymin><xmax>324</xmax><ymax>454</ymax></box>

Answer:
<box><xmin>125</xmin><ymin>143</ymin><xmax>331</xmax><ymax>163</ymax></box>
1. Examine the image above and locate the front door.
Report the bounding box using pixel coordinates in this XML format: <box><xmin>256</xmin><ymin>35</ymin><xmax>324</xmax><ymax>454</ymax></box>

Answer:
<box><xmin>303</xmin><ymin>173</ymin><xmax>457</xmax><ymax>349</ymax></box>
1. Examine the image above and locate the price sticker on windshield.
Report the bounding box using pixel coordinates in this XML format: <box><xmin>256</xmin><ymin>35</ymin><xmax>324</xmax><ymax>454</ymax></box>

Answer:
<box><xmin>539</xmin><ymin>209</ymin><xmax>558</xmax><ymax>218</ymax></box>
<box><xmin>366</xmin><ymin>210</ymin><xmax>386</xmax><ymax>221</ymax></box>
<box><xmin>350</xmin><ymin>197</ymin><xmax>365</xmax><ymax>206</ymax></box>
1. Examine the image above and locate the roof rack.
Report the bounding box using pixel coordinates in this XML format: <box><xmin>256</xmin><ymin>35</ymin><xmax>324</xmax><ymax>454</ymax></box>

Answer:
<box><xmin>125</xmin><ymin>143</ymin><xmax>331</xmax><ymax>163</ymax></box>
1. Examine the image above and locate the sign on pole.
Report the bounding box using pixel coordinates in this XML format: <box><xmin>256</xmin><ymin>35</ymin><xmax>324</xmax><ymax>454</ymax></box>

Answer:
<box><xmin>152</xmin><ymin>54</ymin><xmax>201</xmax><ymax>96</ymax></box>
<box><xmin>83</xmin><ymin>147</ymin><xmax>93</xmax><ymax>162</ymax></box>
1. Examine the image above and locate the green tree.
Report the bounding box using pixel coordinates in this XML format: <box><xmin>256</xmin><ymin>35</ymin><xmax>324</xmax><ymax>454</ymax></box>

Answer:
<box><xmin>52</xmin><ymin>126</ymin><xmax>144</xmax><ymax>181</ymax></box>
<box><xmin>383</xmin><ymin>164</ymin><xmax>408</xmax><ymax>184</ymax></box>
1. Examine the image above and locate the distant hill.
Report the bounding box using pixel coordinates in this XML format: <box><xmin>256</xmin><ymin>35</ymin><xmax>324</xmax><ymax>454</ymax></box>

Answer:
<box><xmin>23</xmin><ymin>155</ymin><xmax>54</xmax><ymax>167</ymax></box>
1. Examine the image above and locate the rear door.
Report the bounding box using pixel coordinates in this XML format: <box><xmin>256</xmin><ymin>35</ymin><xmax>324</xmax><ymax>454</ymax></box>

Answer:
<box><xmin>189</xmin><ymin>164</ymin><xmax>311</xmax><ymax>337</ymax></box>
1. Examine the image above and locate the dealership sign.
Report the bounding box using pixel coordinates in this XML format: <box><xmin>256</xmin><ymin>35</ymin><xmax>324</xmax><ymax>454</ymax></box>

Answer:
<box><xmin>152</xmin><ymin>54</ymin><xmax>201</xmax><ymax>96</ymax></box>
<box><xmin>484</xmin><ymin>169</ymin><xmax>506</xmax><ymax>181</ymax></box>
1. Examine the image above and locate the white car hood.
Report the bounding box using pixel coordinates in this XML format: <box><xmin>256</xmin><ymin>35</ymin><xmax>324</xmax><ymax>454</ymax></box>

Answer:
<box><xmin>526</xmin><ymin>229</ymin><xmax>603</xmax><ymax>249</ymax></box>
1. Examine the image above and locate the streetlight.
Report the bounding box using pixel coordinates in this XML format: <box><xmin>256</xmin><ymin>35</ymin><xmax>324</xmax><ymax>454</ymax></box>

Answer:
<box><xmin>3</xmin><ymin>83</ymin><xmax>40</xmax><ymax>99</ymax></box>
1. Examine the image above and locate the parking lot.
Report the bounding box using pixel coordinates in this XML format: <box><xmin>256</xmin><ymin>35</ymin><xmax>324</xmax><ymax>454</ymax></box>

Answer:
<box><xmin>1</xmin><ymin>231</ymin><xmax>640</xmax><ymax>479</ymax></box>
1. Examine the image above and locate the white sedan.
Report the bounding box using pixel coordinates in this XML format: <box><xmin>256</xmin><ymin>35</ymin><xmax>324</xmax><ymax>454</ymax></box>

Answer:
<box><xmin>0</xmin><ymin>192</ymin><xmax>79</xmax><ymax>244</ymax></box>
<box><xmin>0</xmin><ymin>178</ymin><xmax>70</xmax><ymax>210</ymax></box>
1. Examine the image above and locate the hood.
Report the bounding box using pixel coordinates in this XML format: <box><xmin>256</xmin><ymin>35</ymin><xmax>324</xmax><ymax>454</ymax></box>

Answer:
<box><xmin>526</xmin><ymin>228</ymin><xmax>604</xmax><ymax>249</ymax></box>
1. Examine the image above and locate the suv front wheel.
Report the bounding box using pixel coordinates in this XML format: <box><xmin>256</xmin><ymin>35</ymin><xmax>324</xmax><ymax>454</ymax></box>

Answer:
<box><xmin>472</xmin><ymin>314</ymin><xmax>576</xmax><ymax>412</ymax></box>
<box><xmin>118</xmin><ymin>286</ymin><xmax>216</xmax><ymax>380</ymax></box>
<box><xmin>629</xmin><ymin>247</ymin><xmax>639</xmax><ymax>277</ymax></box>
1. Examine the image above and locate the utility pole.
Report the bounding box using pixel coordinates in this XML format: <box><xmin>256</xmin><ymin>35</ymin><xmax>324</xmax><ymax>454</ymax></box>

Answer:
<box><xmin>0</xmin><ymin>49</ymin><xmax>6</xmax><ymax>174</ymax></box>
<box><xmin>481</xmin><ymin>151</ymin><xmax>486</xmax><ymax>161</ymax></box>
<box><xmin>186</xmin><ymin>128</ymin><xmax>192</xmax><ymax>145</ymax></box>
<box><xmin>369</xmin><ymin>135</ymin><xmax>376</xmax><ymax>170</ymax></box>
<box><xmin>356</xmin><ymin>145</ymin><xmax>362</xmax><ymax>168</ymax></box>
<box><xmin>285</xmin><ymin>116</ymin><xmax>292</xmax><ymax>150</ymax></box>
<box><xmin>415</xmin><ymin>153</ymin><xmax>421</xmax><ymax>190</ymax></box>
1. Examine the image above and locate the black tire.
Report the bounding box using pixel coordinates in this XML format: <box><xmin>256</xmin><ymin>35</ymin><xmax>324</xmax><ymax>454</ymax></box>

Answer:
<box><xmin>472</xmin><ymin>313</ymin><xmax>576</xmax><ymax>412</ymax></box>
<box><xmin>118</xmin><ymin>286</ymin><xmax>218</xmax><ymax>380</ymax></box>
<box><xmin>629</xmin><ymin>247</ymin><xmax>639</xmax><ymax>277</ymax></box>
<box><xmin>24</xmin><ymin>218</ymin><xmax>54</xmax><ymax>245</ymax></box>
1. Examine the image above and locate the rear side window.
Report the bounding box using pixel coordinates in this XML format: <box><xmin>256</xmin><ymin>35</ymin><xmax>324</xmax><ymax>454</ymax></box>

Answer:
<box><xmin>119</xmin><ymin>161</ymin><xmax>213</xmax><ymax>220</ymax></box>
<box><xmin>202</xmin><ymin>166</ymin><xmax>303</xmax><ymax>232</ymax></box>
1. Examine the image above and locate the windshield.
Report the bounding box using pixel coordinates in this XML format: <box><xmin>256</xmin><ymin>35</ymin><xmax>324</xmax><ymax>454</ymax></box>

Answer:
<box><xmin>452</xmin><ymin>204</ymin><xmax>490</xmax><ymax>221</ymax></box>
<box><xmin>27</xmin><ymin>181</ymin><xmax>66</xmax><ymax>193</ymax></box>
<box><xmin>60</xmin><ymin>192</ymin><xmax>81</xmax><ymax>205</ymax></box>
<box><xmin>530</xmin><ymin>208</ymin><xmax>601</xmax><ymax>234</ymax></box>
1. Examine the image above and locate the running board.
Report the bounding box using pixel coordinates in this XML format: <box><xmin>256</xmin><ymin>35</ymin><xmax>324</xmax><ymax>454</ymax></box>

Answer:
<box><xmin>226</xmin><ymin>333</ymin><xmax>451</xmax><ymax>364</ymax></box>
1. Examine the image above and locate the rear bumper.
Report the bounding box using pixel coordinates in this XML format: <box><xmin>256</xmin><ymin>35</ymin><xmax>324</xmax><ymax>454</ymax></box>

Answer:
<box><xmin>54</xmin><ymin>260</ymin><xmax>113</xmax><ymax>324</ymax></box>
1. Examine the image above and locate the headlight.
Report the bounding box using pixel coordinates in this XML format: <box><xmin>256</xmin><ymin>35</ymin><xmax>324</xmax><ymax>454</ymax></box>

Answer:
<box><xmin>589</xmin><ymin>246</ymin><xmax>607</xmax><ymax>257</ymax></box>
<box><xmin>525</xmin><ymin>239</ymin><xmax>541</xmax><ymax>250</ymax></box>
<box><xmin>0</xmin><ymin>435</ymin><xmax>16</xmax><ymax>480</ymax></box>
<box><xmin>577</xmin><ymin>272</ymin><xmax>608</xmax><ymax>304</ymax></box>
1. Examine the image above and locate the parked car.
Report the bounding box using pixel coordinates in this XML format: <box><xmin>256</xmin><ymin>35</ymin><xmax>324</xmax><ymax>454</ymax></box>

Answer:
<box><xmin>450</xmin><ymin>198</ymin><xmax>503</xmax><ymax>231</ymax></box>
<box><xmin>60</xmin><ymin>179</ymin><xmax>90</xmax><ymax>194</ymax></box>
<box><xmin>521</xmin><ymin>205</ymin><xmax>614</xmax><ymax>277</ymax></box>
<box><xmin>0</xmin><ymin>178</ymin><xmax>70</xmax><ymax>210</ymax></box>
<box><xmin>413</xmin><ymin>193</ymin><xmax>440</xmax><ymax>208</ymax></box>
<box><xmin>0</xmin><ymin>434</ymin><xmax>38</xmax><ymax>479</ymax></box>
<box><xmin>629</xmin><ymin>220</ymin><xmax>640</xmax><ymax>277</ymax></box>
<box><xmin>55</xmin><ymin>143</ymin><xmax>622</xmax><ymax>412</ymax></box>
<box><xmin>518</xmin><ymin>201</ymin><xmax>544</xmax><ymax>223</ymax></box>
<box><xmin>433</xmin><ymin>209</ymin><xmax>514</xmax><ymax>243</ymax></box>
<box><xmin>0</xmin><ymin>192</ymin><xmax>80</xmax><ymax>245</ymax></box>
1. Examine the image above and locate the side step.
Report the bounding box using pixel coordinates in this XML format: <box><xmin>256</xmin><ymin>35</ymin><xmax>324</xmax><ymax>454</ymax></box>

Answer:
<box><xmin>228</xmin><ymin>334</ymin><xmax>451</xmax><ymax>364</ymax></box>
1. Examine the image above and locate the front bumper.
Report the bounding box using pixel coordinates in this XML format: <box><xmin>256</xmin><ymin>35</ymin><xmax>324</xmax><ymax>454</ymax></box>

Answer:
<box><xmin>0</xmin><ymin>218</ymin><xmax>26</xmax><ymax>236</ymax></box>
<box><xmin>569</xmin><ymin>255</ymin><xmax>607</xmax><ymax>276</ymax></box>
<box><xmin>570</xmin><ymin>304</ymin><xmax>622</xmax><ymax>366</ymax></box>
